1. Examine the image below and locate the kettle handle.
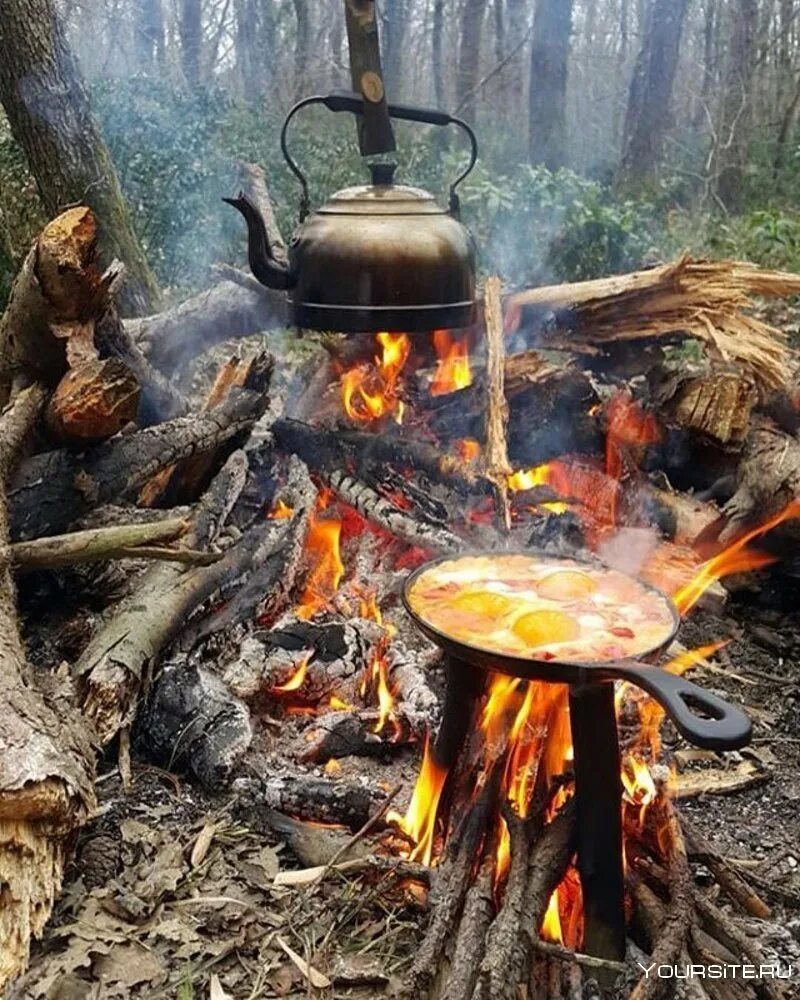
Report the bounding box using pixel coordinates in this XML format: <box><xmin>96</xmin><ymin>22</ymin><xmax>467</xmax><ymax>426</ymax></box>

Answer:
<box><xmin>280</xmin><ymin>91</ymin><xmax>478</xmax><ymax>221</ymax></box>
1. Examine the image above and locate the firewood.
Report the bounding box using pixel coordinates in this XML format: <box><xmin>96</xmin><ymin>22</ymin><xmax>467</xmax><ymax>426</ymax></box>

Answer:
<box><xmin>9</xmin><ymin>372</ymin><xmax>273</xmax><ymax>541</ymax></box>
<box><xmin>653</xmin><ymin>363</ymin><xmax>757</xmax><ymax>447</ymax></box>
<box><xmin>508</xmin><ymin>254</ymin><xmax>797</xmax><ymax>390</ymax></box>
<box><xmin>0</xmin><ymin>385</ymin><xmax>95</xmax><ymax>989</ymax></box>
<box><xmin>44</xmin><ymin>357</ymin><xmax>139</xmax><ymax>444</ymax></box>
<box><xmin>138</xmin><ymin>662</ymin><xmax>252</xmax><ymax>790</ymax></box>
<box><xmin>237</xmin><ymin>772</ymin><xmax>385</xmax><ymax>830</ymax></box>
<box><xmin>74</xmin><ymin>450</ymin><xmax>249</xmax><ymax>745</ymax></box>
<box><xmin>0</xmin><ymin>207</ymin><xmax>120</xmax><ymax>404</ymax></box>
<box><xmin>439</xmin><ymin>846</ymin><xmax>495</xmax><ymax>1000</ymax></box>
<box><xmin>95</xmin><ymin>306</ymin><xmax>189</xmax><ymax>423</ymax></box>
<box><xmin>236</xmin><ymin>161</ymin><xmax>288</xmax><ymax>263</ymax></box>
<box><xmin>129</xmin><ymin>278</ymin><xmax>286</xmax><ymax>373</ymax></box>
<box><xmin>683</xmin><ymin>819</ymin><xmax>770</xmax><ymax>919</ymax></box>
<box><xmin>482</xmin><ymin>275</ymin><xmax>512</xmax><ymax>532</ymax></box>
<box><xmin>7</xmin><ymin>516</ymin><xmax>188</xmax><ymax>571</ymax></box>
<box><xmin>298</xmin><ymin>710</ymin><xmax>398</xmax><ymax>764</ymax></box>
<box><xmin>386</xmin><ymin>633</ymin><xmax>443</xmax><ymax>735</ymax></box>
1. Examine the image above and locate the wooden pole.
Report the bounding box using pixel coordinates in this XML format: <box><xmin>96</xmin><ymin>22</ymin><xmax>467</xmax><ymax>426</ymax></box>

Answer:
<box><xmin>343</xmin><ymin>0</ymin><xmax>396</xmax><ymax>164</ymax></box>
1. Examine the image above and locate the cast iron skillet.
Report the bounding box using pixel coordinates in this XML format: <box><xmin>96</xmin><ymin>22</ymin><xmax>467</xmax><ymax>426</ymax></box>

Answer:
<box><xmin>402</xmin><ymin>551</ymin><xmax>752</xmax><ymax>751</ymax></box>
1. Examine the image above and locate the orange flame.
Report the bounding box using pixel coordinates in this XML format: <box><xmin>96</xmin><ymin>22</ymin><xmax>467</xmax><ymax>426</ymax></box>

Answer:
<box><xmin>507</xmin><ymin>463</ymin><xmax>570</xmax><ymax>516</ymax></box>
<box><xmin>296</xmin><ymin>502</ymin><xmax>345</xmax><ymax>619</ymax></box>
<box><xmin>622</xmin><ymin>754</ymin><xmax>658</xmax><ymax>827</ymax></box>
<box><xmin>541</xmin><ymin>889</ymin><xmax>564</xmax><ymax>944</ymax></box>
<box><xmin>341</xmin><ymin>332</ymin><xmax>410</xmax><ymax>424</ymax></box>
<box><xmin>390</xmin><ymin>735</ymin><xmax>448</xmax><ymax>865</ymax></box>
<box><xmin>674</xmin><ymin>499</ymin><xmax>800</xmax><ymax>614</ymax></box>
<box><xmin>268</xmin><ymin>499</ymin><xmax>294</xmax><ymax>520</ymax></box>
<box><xmin>431</xmin><ymin>330</ymin><xmax>472</xmax><ymax>396</ymax></box>
<box><xmin>271</xmin><ymin>652</ymin><xmax>311</xmax><ymax>693</ymax></box>
<box><xmin>455</xmin><ymin>438</ymin><xmax>481</xmax><ymax>463</ymax></box>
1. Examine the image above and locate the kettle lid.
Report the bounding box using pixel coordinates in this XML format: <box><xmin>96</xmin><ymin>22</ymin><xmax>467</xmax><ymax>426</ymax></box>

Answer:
<box><xmin>317</xmin><ymin>183</ymin><xmax>444</xmax><ymax>216</ymax></box>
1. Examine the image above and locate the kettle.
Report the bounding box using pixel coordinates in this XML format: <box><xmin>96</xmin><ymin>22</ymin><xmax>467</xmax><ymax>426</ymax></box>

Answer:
<box><xmin>225</xmin><ymin>90</ymin><xmax>478</xmax><ymax>333</ymax></box>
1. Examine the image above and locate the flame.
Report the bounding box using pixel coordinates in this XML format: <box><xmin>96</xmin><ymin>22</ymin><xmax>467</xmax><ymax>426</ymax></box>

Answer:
<box><xmin>325</xmin><ymin>759</ymin><xmax>342</xmax><ymax>775</ymax></box>
<box><xmin>341</xmin><ymin>332</ymin><xmax>410</xmax><ymax>424</ymax></box>
<box><xmin>605</xmin><ymin>391</ymin><xmax>661</xmax><ymax>482</ymax></box>
<box><xmin>508</xmin><ymin>459</ymin><xmax>618</xmax><ymax>530</ymax></box>
<box><xmin>507</xmin><ymin>464</ymin><xmax>551</xmax><ymax>492</ymax></box>
<box><xmin>455</xmin><ymin>438</ymin><xmax>481</xmax><ymax>463</ymax></box>
<box><xmin>268</xmin><ymin>499</ymin><xmax>294</xmax><ymax>520</ymax></box>
<box><xmin>390</xmin><ymin>735</ymin><xmax>448</xmax><ymax>865</ymax></box>
<box><xmin>541</xmin><ymin>889</ymin><xmax>564</xmax><ymax>944</ymax></box>
<box><xmin>622</xmin><ymin>754</ymin><xmax>658</xmax><ymax>827</ymax></box>
<box><xmin>674</xmin><ymin>499</ymin><xmax>800</xmax><ymax>614</ymax></box>
<box><xmin>271</xmin><ymin>652</ymin><xmax>311</xmax><ymax>693</ymax></box>
<box><xmin>329</xmin><ymin>694</ymin><xmax>353</xmax><ymax>711</ymax></box>
<box><xmin>296</xmin><ymin>501</ymin><xmax>345</xmax><ymax>619</ymax></box>
<box><xmin>430</xmin><ymin>330</ymin><xmax>472</xmax><ymax>395</ymax></box>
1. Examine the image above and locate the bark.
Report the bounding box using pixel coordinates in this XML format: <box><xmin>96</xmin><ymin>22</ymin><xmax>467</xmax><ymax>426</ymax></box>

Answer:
<box><xmin>620</xmin><ymin>0</ymin><xmax>689</xmax><ymax>179</ymax></box>
<box><xmin>237</xmin><ymin>773</ymin><xmax>384</xmax><ymax>830</ymax></box>
<box><xmin>382</xmin><ymin>0</ymin><xmax>408</xmax><ymax>100</ymax></box>
<box><xmin>0</xmin><ymin>0</ymin><xmax>159</xmax><ymax>316</ymax></box>
<box><xmin>0</xmin><ymin>385</ymin><xmax>96</xmax><ymax>990</ymax></box>
<box><xmin>713</xmin><ymin>0</ymin><xmax>759</xmax><ymax>211</ymax></box>
<box><xmin>74</xmin><ymin>450</ymin><xmax>249</xmax><ymax>745</ymax></box>
<box><xmin>179</xmin><ymin>0</ymin><xmax>203</xmax><ymax>89</ymax></box>
<box><xmin>9</xmin><ymin>377</ymin><xmax>272</xmax><ymax>541</ymax></box>
<box><xmin>0</xmin><ymin>207</ymin><xmax>119</xmax><ymax>406</ymax></box>
<box><xmin>128</xmin><ymin>279</ymin><xmax>285</xmax><ymax>374</ymax></box>
<box><xmin>529</xmin><ymin>0</ymin><xmax>574</xmax><ymax>170</ymax></box>
<box><xmin>457</xmin><ymin>0</ymin><xmax>486</xmax><ymax>123</ymax></box>
<box><xmin>133</xmin><ymin>0</ymin><xmax>164</xmax><ymax>72</ymax></box>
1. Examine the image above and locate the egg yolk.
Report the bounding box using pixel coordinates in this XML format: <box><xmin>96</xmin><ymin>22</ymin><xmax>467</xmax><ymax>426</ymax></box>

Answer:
<box><xmin>512</xmin><ymin>609</ymin><xmax>580</xmax><ymax>647</ymax></box>
<box><xmin>450</xmin><ymin>590</ymin><xmax>517</xmax><ymax>618</ymax></box>
<box><xmin>537</xmin><ymin>570</ymin><xmax>597</xmax><ymax>601</ymax></box>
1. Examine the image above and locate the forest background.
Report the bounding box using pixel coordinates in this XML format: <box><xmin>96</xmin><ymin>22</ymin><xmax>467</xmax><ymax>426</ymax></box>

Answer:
<box><xmin>2</xmin><ymin>0</ymin><xmax>799</xmax><ymax>315</ymax></box>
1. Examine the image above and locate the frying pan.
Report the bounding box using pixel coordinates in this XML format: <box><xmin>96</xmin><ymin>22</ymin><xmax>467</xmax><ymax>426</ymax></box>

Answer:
<box><xmin>402</xmin><ymin>550</ymin><xmax>752</xmax><ymax>751</ymax></box>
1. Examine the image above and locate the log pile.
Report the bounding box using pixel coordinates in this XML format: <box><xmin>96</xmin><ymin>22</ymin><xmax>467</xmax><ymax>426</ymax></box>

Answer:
<box><xmin>1</xmin><ymin>194</ymin><xmax>799</xmax><ymax>1000</ymax></box>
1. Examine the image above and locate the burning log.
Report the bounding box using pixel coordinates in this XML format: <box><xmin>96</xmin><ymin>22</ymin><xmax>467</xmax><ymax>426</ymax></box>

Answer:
<box><xmin>0</xmin><ymin>207</ymin><xmax>120</xmax><ymax>405</ymax></box>
<box><xmin>0</xmin><ymin>385</ymin><xmax>95</xmax><ymax>989</ymax></box>
<box><xmin>74</xmin><ymin>450</ymin><xmax>249</xmax><ymax>745</ymax></box>
<box><xmin>299</xmin><ymin>709</ymin><xmax>399</xmax><ymax>764</ymax></box>
<box><xmin>326</xmin><ymin>470</ymin><xmax>464</xmax><ymax>554</ymax></box>
<box><xmin>44</xmin><ymin>357</ymin><xmax>139</xmax><ymax>444</ymax></box>
<box><xmin>9</xmin><ymin>371</ymin><xmax>273</xmax><ymax>541</ymax></box>
<box><xmin>508</xmin><ymin>254</ymin><xmax>797</xmax><ymax>391</ymax></box>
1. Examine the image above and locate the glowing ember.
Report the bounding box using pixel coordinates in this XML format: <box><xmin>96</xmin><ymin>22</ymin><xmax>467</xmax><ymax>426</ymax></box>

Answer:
<box><xmin>605</xmin><ymin>391</ymin><xmax>662</xmax><ymax>482</ymax></box>
<box><xmin>329</xmin><ymin>694</ymin><xmax>353</xmax><ymax>711</ymax></box>
<box><xmin>271</xmin><ymin>652</ymin><xmax>311</xmax><ymax>693</ymax></box>
<box><xmin>296</xmin><ymin>502</ymin><xmax>345</xmax><ymax>619</ymax></box>
<box><xmin>268</xmin><ymin>498</ymin><xmax>294</xmax><ymax>520</ymax></box>
<box><xmin>430</xmin><ymin>329</ymin><xmax>472</xmax><ymax>395</ymax></box>
<box><xmin>455</xmin><ymin>438</ymin><xmax>481</xmax><ymax>463</ymax></box>
<box><xmin>341</xmin><ymin>331</ymin><xmax>410</xmax><ymax>424</ymax></box>
<box><xmin>674</xmin><ymin>499</ymin><xmax>800</xmax><ymax>614</ymax></box>
<box><xmin>390</xmin><ymin>735</ymin><xmax>448</xmax><ymax>865</ymax></box>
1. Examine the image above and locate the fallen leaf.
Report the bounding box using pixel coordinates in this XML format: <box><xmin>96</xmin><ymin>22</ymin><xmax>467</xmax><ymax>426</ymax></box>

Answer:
<box><xmin>191</xmin><ymin>821</ymin><xmax>219</xmax><ymax>867</ymax></box>
<box><xmin>276</xmin><ymin>936</ymin><xmax>332</xmax><ymax>989</ymax></box>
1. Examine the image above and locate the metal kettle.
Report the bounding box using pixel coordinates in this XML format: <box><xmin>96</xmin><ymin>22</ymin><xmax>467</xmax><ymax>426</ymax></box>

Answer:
<box><xmin>225</xmin><ymin>90</ymin><xmax>478</xmax><ymax>333</ymax></box>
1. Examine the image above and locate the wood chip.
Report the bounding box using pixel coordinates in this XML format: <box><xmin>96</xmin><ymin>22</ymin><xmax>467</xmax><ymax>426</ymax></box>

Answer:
<box><xmin>190</xmin><ymin>821</ymin><xmax>219</xmax><ymax>868</ymax></box>
<box><xmin>676</xmin><ymin>761</ymin><xmax>770</xmax><ymax>799</ymax></box>
<box><xmin>276</xmin><ymin>936</ymin><xmax>332</xmax><ymax>989</ymax></box>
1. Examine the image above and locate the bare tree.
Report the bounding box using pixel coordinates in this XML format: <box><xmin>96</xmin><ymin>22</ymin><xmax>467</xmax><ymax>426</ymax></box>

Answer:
<box><xmin>457</xmin><ymin>0</ymin><xmax>486</xmax><ymax>122</ymax></box>
<box><xmin>134</xmin><ymin>0</ymin><xmax>164</xmax><ymax>72</ymax></box>
<box><xmin>619</xmin><ymin>0</ymin><xmax>689</xmax><ymax>180</ymax></box>
<box><xmin>529</xmin><ymin>0</ymin><xmax>573</xmax><ymax>171</ymax></box>
<box><xmin>0</xmin><ymin>0</ymin><xmax>159</xmax><ymax>315</ymax></box>
<box><xmin>179</xmin><ymin>0</ymin><xmax>204</xmax><ymax>89</ymax></box>
<box><xmin>432</xmin><ymin>0</ymin><xmax>446</xmax><ymax>108</ymax></box>
<box><xmin>383</xmin><ymin>0</ymin><xmax>409</xmax><ymax>101</ymax></box>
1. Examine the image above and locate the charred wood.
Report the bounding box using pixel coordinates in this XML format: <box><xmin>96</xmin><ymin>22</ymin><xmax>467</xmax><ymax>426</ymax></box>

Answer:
<box><xmin>236</xmin><ymin>772</ymin><xmax>384</xmax><ymax>831</ymax></box>
<box><xmin>299</xmin><ymin>710</ymin><xmax>400</xmax><ymax>764</ymax></box>
<box><xmin>9</xmin><ymin>376</ymin><xmax>272</xmax><ymax>541</ymax></box>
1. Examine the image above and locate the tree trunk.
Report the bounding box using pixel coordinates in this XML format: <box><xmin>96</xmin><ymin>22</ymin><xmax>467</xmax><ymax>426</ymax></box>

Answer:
<box><xmin>713</xmin><ymin>0</ymin><xmax>759</xmax><ymax>211</ymax></box>
<box><xmin>383</xmin><ymin>0</ymin><xmax>408</xmax><ymax>101</ymax></box>
<box><xmin>432</xmin><ymin>0</ymin><xmax>446</xmax><ymax>108</ymax></box>
<box><xmin>457</xmin><ymin>0</ymin><xmax>486</xmax><ymax>122</ymax></box>
<box><xmin>0</xmin><ymin>0</ymin><xmax>159</xmax><ymax>316</ymax></box>
<box><xmin>528</xmin><ymin>0</ymin><xmax>574</xmax><ymax>171</ymax></box>
<box><xmin>292</xmin><ymin>0</ymin><xmax>312</xmax><ymax>101</ymax></box>
<box><xmin>179</xmin><ymin>0</ymin><xmax>203</xmax><ymax>89</ymax></box>
<box><xmin>133</xmin><ymin>0</ymin><xmax>164</xmax><ymax>72</ymax></box>
<box><xmin>506</xmin><ymin>0</ymin><xmax>531</xmax><ymax>114</ymax></box>
<box><xmin>619</xmin><ymin>0</ymin><xmax>689</xmax><ymax>180</ymax></box>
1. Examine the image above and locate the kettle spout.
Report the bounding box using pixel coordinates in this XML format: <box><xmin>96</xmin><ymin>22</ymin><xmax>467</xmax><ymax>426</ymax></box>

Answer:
<box><xmin>223</xmin><ymin>192</ymin><xmax>291</xmax><ymax>290</ymax></box>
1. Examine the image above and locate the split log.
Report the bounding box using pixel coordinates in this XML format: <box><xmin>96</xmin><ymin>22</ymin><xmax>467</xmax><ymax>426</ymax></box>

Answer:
<box><xmin>129</xmin><ymin>279</ymin><xmax>285</xmax><ymax>373</ymax></box>
<box><xmin>508</xmin><ymin>254</ymin><xmax>797</xmax><ymax>391</ymax></box>
<box><xmin>482</xmin><ymin>275</ymin><xmax>512</xmax><ymax>531</ymax></box>
<box><xmin>44</xmin><ymin>357</ymin><xmax>139</xmax><ymax>444</ymax></box>
<box><xmin>0</xmin><ymin>386</ymin><xmax>96</xmax><ymax>989</ymax></box>
<box><xmin>6</xmin><ymin>516</ymin><xmax>188</xmax><ymax>571</ymax></box>
<box><xmin>138</xmin><ymin>663</ymin><xmax>252</xmax><ymax>790</ymax></box>
<box><xmin>9</xmin><ymin>373</ymin><xmax>273</xmax><ymax>541</ymax></box>
<box><xmin>73</xmin><ymin>450</ymin><xmax>249</xmax><ymax>745</ymax></box>
<box><xmin>0</xmin><ymin>207</ymin><xmax>119</xmax><ymax>404</ymax></box>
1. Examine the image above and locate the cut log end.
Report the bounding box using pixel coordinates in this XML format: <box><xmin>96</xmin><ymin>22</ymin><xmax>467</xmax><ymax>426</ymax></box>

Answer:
<box><xmin>45</xmin><ymin>357</ymin><xmax>140</xmax><ymax>444</ymax></box>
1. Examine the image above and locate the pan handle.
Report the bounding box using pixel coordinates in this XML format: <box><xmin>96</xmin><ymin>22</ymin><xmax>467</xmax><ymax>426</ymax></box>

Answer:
<box><xmin>606</xmin><ymin>662</ymin><xmax>752</xmax><ymax>751</ymax></box>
